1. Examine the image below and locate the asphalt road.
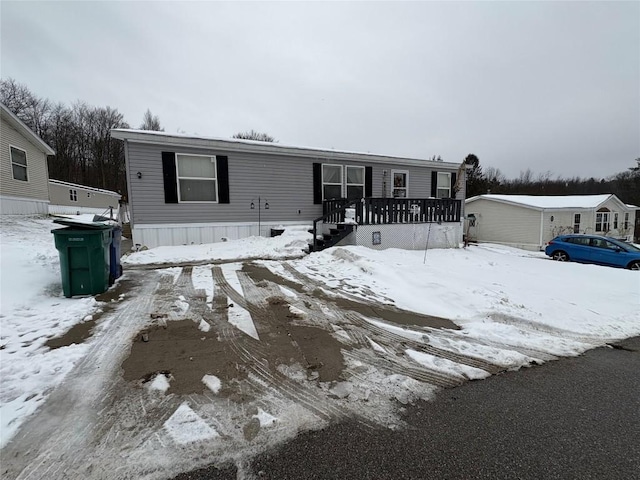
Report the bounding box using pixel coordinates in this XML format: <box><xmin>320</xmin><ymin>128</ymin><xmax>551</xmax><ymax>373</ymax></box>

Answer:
<box><xmin>175</xmin><ymin>337</ymin><xmax>640</xmax><ymax>480</ymax></box>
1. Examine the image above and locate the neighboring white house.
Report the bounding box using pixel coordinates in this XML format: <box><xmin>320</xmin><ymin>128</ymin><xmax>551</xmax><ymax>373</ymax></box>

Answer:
<box><xmin>465</xmin><ymin>194</ymin><xmax>635</xmax><ymax>251</ymax></box>
<box><xmin>0</xmin><ymin>103</ymin><xmax>55</xmax><ymax>215</ymax></box>
<box><xmin>48</xmin><ymin>179</ymin><xmax>121</xmax><ymax>216</ymax></box>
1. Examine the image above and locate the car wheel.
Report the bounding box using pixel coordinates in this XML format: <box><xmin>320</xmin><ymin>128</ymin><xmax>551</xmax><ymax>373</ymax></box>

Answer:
<box><xmin>629</xmin><ymin>261</ymin><xmax>640</xmax><ymax>271</ymax></box>
<box><xmin>552</xmin><ymin>251</ymin><xmax>569</xmax><ymax>262</ymax></box>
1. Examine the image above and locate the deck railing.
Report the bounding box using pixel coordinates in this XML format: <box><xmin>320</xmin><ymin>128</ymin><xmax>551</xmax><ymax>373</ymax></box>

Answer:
<box><xmin>322</xmin><ymin>197</ymin><xmax>461</xmax><ymax>225</ymax></box>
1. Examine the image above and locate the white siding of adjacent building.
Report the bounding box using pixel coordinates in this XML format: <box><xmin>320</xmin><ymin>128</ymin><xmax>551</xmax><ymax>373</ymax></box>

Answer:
<box><xmin>465</xmin><ymin>199</ymin><xmax>542</xmax><ymax>250</ymax></box>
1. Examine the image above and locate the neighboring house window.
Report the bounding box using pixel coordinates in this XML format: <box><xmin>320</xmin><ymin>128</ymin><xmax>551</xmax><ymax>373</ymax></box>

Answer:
<box><xmin>322</xmin><ymin>164</ymin><xmax>343</xmax><ymax>200</ymax></box>
<box><xmin>392</xmin><ymin>170</ymin><xmax>409</xmax><ymax>198</ymax></box>
<box><xmin>87</xmin><ymin>192</ymin><xmax>92</xmax><ymax>198</ymax></box>
<box><xmin>436</xmin><ymin>172</ymin><xmax>451</xmax><ymax>199</ymax></box>
<box><xmin>613</xmin><ymin>213</ymin><xmax>618</xmax><ymax>230</ymax></box>
<box><xmin>624</xmin><ymin>213</ymin><xmax>629</xmax><ymax>229</ymax></box>
<box><xmin>595</xmin><ymin>211</ymin><xmax>610</xmax><ymax>232</ymax></box>
<box><xmin>176</xmin><ymin>153</ymin><xmax>217</xmax><ymax>202</ymax></box>
<box><xmin>69</xmin><ymin>189</ymin><xmax>78</xmax><ymax>202</ymax></box>
<box><xmin>573</xmin><ymin>213</ymin><xmax>581</xmax><ymax>234</ymax></box>
<box><xmin>10</xmin><ymin>146</ymin><xmax>28</xmax><ymax>181</ymax></box>
<box><xmin>346</xmin><ymin>166</ymin><xmax>365</xmax><ymax>200</ymax></box>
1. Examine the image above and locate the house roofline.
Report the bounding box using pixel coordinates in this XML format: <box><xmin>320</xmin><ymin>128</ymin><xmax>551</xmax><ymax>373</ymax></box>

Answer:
<box><xmin>1</xmin><ymin>103</ymin><xmax>55</xmax><ymax>155</ymax></box>
<box><xmin>49</xmin><ymin>179</ymin><xmax>121</xmax><ymax>197</ymax></box>
<box><xmin>110</xmin><ymin>129</ymin><xmax>461</xmax><ymax>170</ymax></box>
<box><xmin>465</xmin><ymin>194</ymin><xmax>632</xmax><ymax>211</ymax></box>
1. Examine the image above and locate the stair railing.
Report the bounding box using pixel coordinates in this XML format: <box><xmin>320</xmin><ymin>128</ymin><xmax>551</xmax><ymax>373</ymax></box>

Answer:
<box><xmin>312</xmin><ymin>198</ymin><xmax>361</xmax><ymax>252</ymax></box>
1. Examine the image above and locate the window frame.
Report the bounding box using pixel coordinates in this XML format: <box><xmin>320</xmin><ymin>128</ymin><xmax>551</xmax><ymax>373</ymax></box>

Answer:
<box><xmin>345</xmin><ymin>165</ymin><xmax>365</xmax><ymax>201</ymax></box>
<box><xmin>436</xmin><ymin>172</ymin><xmax>451</xmax><ymax>199</ymax></box>
<box><xmin>69</xmin><ymin>189</ymin><xmax>78</xmax><ymax>202</ymax></box>
<box><xmin>573</xmin><ymin>213</ymin><xmax>581</xmax><ymax>234</ymax></box>
<box><xmin>624</xmin><ymin>212</ymin><xmax>629</xmax><ymax>230</ymax></box>
<box><xmin>321</xmin><ymin>163</ymin><xmax>344</xmax><ymax>201</ymax></box>
<box><xmin>10</xmin><ymin>145</ymin><xmax>28</xmax><ymax>182</ymax></box>
<box><xmin>391</xmin><ymin>169</ymin><xmax>409</xmax><ymax>198</ymax></box>
<box><xmin>595</xmin><ymin>211</ymin><xmax>610</xmax><ymax>233</ymax></box>
<box><xmin>175</xmin><ymin>153</ymin><xmax>218</xmax><ymax>203</ymax></box>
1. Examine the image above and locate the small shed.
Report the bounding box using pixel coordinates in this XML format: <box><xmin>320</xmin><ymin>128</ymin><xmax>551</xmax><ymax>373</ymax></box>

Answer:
<box><xmin>465</xmin><ymin>194</ymin><xmax>635</xmax><ymax>251</ymax></box>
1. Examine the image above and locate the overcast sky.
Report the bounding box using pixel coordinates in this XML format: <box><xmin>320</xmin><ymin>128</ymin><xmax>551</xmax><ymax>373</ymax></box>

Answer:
<box><xmin>2</xmin><ymin>1</ymin><xmax>638</xmax><ymax>179</ymax></box>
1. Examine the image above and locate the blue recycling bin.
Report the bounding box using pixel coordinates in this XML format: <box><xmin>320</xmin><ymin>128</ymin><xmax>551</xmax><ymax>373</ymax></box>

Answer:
<box><xmin>109</xmin><ymin>225</ymin><xmax>123</xmax><ymax>285</ymax></box>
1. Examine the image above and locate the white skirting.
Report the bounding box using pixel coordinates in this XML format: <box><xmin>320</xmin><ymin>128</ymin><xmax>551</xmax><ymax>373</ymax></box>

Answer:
<box><xmin>0</xmin><ymin>195</ymin><xmax>49</xmax><ymax>215</ymax></box>
<box><xmin>342</xmin><ymin>222</ymin><xmax>463</xmax><ymax>250</ymax></box>
<box><xmin>132</xmin><ymin>221</ymin><xmax>309</xmax><ymax>249</ymax></box>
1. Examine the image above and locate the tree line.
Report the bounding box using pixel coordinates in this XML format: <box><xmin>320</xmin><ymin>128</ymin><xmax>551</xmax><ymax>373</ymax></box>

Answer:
<box><xmin>1</xmin><ymin>79</ymin><xmax>163</xmax><ymax>198</ymax></box>
<box><xmin>2</xmin><ymin>78</ymin><xmax>638</xmax><ymax>206</ymax></box>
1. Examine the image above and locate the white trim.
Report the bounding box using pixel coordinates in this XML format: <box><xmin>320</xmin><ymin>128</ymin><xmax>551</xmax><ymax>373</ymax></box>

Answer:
<box><xmin>9</xmin><ymin>144</ymin><xmax>29</xmax><ymax>182</ymax></box>
<box><xmin>135</xmin><ymin>220</ymin><xmax>306</xmax><ymax>229</ymax></box>
<box><xmin>539</xmin><ymin>210</ymin><xmax>544</xmax><ymax>247</ymax></box>
<box><xmin>391</xmin><ymin>169</ymin><xmax>409</xmax><ymax>198</ymax></box>
<box><xmin>175</xmin><ymin>152</ymin><xmax>218</xmax><ymax>204</ymax></box>
<box><xmin>1</xmin><ymin>103</ymin><xmax>55</xmax><ymax>155</ymax></box>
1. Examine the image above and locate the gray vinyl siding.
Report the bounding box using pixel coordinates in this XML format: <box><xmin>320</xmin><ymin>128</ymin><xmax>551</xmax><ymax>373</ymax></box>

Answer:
<box><xmin>48</xmin><ymin>182</ymin><xmax>120</xmax><ymax>209</ymax></box>
<box><xmin>0</xmin><ymin>116</ymin><xmax>49</xmax><ymax>202</ymax></box>
<box><xmin>467</xmin><ymin>199</ymin><xmax>542</xmax><ymax>247</ymax></box>
<box><xmin>126</xmin><ymin>141</ymin><xmax>459</xmax><ymax>226</ymax></box>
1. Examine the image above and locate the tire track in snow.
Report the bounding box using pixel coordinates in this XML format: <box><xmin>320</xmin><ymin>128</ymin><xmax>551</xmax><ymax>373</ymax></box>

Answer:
<box><xmin>2</xmin><ymin>271</ymin><xmax>160</xmax><ymax>480</ymax></box>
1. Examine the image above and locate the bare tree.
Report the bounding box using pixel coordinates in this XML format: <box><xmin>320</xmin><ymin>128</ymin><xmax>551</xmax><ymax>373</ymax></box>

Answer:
<box><xmin>140</xmin><ymin>109</ymin><xmax>163</xmax><ymax>131</ymax></box>
<box><xmin>232</xmin><ymin>130</ymin><xmax>276</xmax><ymax>142</ymax></box>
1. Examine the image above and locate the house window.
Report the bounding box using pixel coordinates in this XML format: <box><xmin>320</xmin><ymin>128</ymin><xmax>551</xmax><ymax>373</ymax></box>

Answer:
<box><xmin>10</xmin><ymin>146</ymin><xmax>28</xmax><ymax>181</ymax></box>
<box><xmin>624</xmin><ymin>213</ymin><xmax>629</xmax><ymax>230</ymax></box>
<box><xmin>573</xmin><ymin>213</ymin><xmax>581</xmax><ymax>234</ymax></box>
<box><xmin>176</xmin><ymin>153</ymin><xmax>217</xmax><ymax>202</ymax></box>
<box><xmin>69</xmin><ymin>189</ymin><xmax>78</xmax><ymax>202</ymax></box>
<box><xmin>392</xmin><ymin>170</ymin><xmax>409</xmax><ymax>198</ymax></box>
<box><xmin>87</xmin><ymin>192</ymin><xmax>92</xmax><ymax>198</ymax></box>
<box><xmin>613</xmin><ymin>213</ymin><xmax>618</xmax><ymax>230</ymax></box>
<box><xmin>595</xmin><ymin>211</ymin><xmax>610</xmax><ymax>232</ymax></box>
<box><xmin>322</xmin><ymin>164</ymin><xmax>343</xmax><ymax>200</ymax></box>
<box><xmin>436</xmin><ymin>172</ymin><xmax>451</xmax><ymax>199</ymax></box>
<box><xmin>346</xmin><ymin>166</ymin><xmax>365</xmax><ymax>200</ymax></box>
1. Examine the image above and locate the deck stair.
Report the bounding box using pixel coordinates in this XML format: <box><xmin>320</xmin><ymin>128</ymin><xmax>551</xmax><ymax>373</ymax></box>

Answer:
<box><xmin>308</xmin><ymin>224</ymin><xmax>354</xmax><ymax>252</ymax></box>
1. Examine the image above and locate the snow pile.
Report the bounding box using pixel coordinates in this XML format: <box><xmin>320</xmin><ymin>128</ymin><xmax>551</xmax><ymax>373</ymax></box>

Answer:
<box><xmin>283</xmin><ymin>243</ymin><xmax>640</xmax><ymax>355</ymax></box>
<box><xmin>0</xmin><ymin>216</ymin><xmax>99</xmax><ymax>448</ymax></box>
<box><xmin>163</xmin><ymin>403</ymin><xmax>219</xmax><ymax>444</ymax></box>
<box><xmin>122</xmin><ymin>225</ymin><xmax>311</xmax><ymax>266</ymax></box>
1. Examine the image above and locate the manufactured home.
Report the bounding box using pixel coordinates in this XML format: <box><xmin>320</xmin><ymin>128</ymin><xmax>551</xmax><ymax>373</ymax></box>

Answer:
<box><xmin>1</xmin><ymin>103</ymin><xmax>54</xmax><ymax>215</ymax></box>
<box><xmin>48</xmin><ymin>179</ymin><xmax>121</xmax><ymax>216</ymax></box>
<box><xmin>465</xmin><ymin>194</ymin><xmax>635</xmax><ymax>251</ymax></box>
<box><xmin>111</xmin><ymin>129</ymin><xmax>466</xmax><ymax>250</ymax></box>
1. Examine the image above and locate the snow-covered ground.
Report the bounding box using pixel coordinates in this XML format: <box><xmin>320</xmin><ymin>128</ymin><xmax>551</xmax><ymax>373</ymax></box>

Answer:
<box><xmin>1</xmin><ymin>216</ymin><xmax>639</xmax><ymax>471</ymax></box>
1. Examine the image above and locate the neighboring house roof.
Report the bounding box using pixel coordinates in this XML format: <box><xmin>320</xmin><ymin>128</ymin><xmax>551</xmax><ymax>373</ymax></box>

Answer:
<box><xmin>111</xmin><ymin>128</ymin><xmax>460</xmax><ymax>169</ymax></box>
<box><xmin>466</xmin><ymin>194</ymin><xmax>628</xmax><ymax>211</ymax></box>
<box><xmin>1</xmin><ymin>103</ymin><xmax>55</xmax><ymax>155</ymax></box>
<box><xmin>49</xmin><ymin>179</ymin><xmax>121</xmax><ymax>198</ymax></box>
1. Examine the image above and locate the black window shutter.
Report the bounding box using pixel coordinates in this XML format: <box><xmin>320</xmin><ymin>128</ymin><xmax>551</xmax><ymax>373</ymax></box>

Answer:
<box><xmin>431</xmin><ymin>171</ymin><xmax>437</xmax><ymax>198</ymax></box>
<box><xmin>450</xmin><ymin>172</ymin><xmax>457</xmax><ymax>198</ymax></box>
<box><xmin>162</xmin><ymin>152</ymin><xmax>178</xmax><ymax>203</ymax></box>
<box><xmin>365</xmin><ymin>166</ymin><xmax>373</xmax><ymax>197</ymax></box>
<box><xmin>313</xmin><ymin>163</ymin><xmax>322</xmax><ymax>204</ymax></box>
<box><xmin>217</xmin><ymin>156</ymin><xmax>230</xmax><ymax>204</ymax></box>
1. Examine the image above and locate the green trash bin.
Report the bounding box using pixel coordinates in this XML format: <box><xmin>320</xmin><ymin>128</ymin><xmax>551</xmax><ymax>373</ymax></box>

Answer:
<box><xmin>52</xmin><ymin>226</ymin><xmax>112</xmax><ymax>298</ymax></box>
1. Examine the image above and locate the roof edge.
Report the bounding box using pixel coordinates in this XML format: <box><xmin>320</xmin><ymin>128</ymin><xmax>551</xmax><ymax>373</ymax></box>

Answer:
<box><xmin>111</xmin><ymin>129</ymin><xmax>461</xmax><ymax>169</ymax></box>
<box><xmin>1</xmin><ymin>103</ymin><xmax>55</xmax><ymax>155</ymax></box>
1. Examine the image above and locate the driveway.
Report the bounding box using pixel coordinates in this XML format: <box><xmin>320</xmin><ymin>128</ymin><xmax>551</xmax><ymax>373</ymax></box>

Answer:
<box><xmin>0</xmin><ymin>259</ymin><xmax>627</xmax><ymax>479</ymax></box>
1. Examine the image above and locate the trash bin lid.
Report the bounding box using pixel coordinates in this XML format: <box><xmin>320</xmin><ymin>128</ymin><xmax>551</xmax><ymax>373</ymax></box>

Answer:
<box><xmin>53</xmin><ymin>218</ymin><xmax>113</xmax><ymax>230</ymax></box>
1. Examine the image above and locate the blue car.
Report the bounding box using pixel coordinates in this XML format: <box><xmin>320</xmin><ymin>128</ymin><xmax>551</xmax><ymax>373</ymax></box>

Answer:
<box><xmin>545</xmin><ymin>234</ymin><xmax>640</xmax><ymax>270</ymax></box>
